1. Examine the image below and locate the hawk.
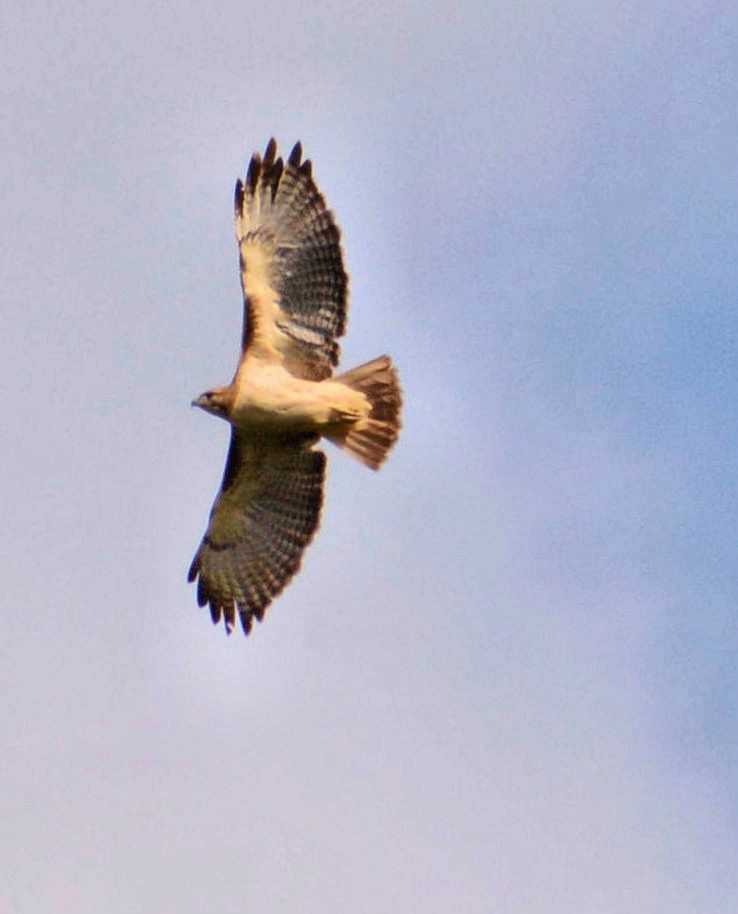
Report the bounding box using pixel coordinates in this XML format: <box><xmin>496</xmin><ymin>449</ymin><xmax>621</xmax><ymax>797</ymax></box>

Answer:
<box><xmin>188</xmin><ymin>139</ymin><xmax>402</xmax><ymax>635</ymax></box>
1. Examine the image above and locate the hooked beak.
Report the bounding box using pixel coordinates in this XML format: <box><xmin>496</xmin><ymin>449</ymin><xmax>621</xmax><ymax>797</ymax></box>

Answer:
<box><xmin>191</xmin><ymin>395</ymin><xmax>206</xmax><ymax>409</ymax></box>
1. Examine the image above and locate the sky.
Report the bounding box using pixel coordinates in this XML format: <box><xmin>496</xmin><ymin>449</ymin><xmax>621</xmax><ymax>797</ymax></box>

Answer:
<box><xmin>3</xmin><ymin>1</ymin><xmax>738</xmax><ymax>911</ymax></box>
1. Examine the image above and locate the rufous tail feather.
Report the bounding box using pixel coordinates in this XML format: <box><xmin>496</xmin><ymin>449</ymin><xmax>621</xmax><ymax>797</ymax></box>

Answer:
<box><xmin>328</xmin><ymin>355</ymin><xmax>402</xmax><ymax>470</ymax></box>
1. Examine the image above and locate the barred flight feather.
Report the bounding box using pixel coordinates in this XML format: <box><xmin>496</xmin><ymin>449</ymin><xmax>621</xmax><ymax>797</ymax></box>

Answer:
<box><xmin>234</xmin><ymin>139</ymin><xmax>348</xmax><ymax>380</ymax></box>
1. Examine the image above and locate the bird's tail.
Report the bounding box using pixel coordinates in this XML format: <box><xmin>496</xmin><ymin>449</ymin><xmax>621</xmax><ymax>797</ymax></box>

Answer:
<box><xmin>328</xmin><ymin>355</ymin><xmax>402</xmax><ymax>470</ymax></box>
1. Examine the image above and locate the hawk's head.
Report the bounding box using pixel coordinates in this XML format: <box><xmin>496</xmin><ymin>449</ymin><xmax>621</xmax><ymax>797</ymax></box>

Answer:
<box><xmin>191</xmin><ymin>387</ymin><xmax>233</xmax><ymax>420</ymax></box>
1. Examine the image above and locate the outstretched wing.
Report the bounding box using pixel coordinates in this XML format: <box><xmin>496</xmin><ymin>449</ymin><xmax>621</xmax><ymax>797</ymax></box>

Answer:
<box><xmin>188</xmin><ymin>433</ymin><xmax>326</xmax><ymax>635</ymax></box>
<box><xmin>234</xmin><ymin>138</ymin><xmax>348</xmax><ymax>381</ymax></box>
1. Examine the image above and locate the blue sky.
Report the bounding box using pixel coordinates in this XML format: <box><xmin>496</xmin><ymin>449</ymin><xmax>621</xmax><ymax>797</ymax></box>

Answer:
<box><xmin>3</xmin><ymin>1</ymin><xmax>738</xmax><ymax>911</ymax></box>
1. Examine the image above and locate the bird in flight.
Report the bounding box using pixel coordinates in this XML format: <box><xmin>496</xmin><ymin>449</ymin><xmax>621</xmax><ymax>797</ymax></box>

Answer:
<box><xmin>189</xmin><ymin>139</ymin><xmax>402</xmax><ymax>635</ymax></box>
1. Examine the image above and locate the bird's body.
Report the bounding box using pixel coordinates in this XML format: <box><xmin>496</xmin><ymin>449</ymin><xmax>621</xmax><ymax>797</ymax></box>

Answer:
<box><xmin>188</xmin><ymin>139</ymin><xmax>402</xmax><ymax>635</ymax></box>
<box><xmin>231</xmin><ymin>361</ymin><xmax>369</xmax><ymax>434</ymax></box>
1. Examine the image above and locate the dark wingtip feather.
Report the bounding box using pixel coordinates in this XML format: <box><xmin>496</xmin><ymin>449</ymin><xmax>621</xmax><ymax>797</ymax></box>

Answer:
<box><xmin>234</xmin><ymin>178</ymin><xmax>244</xmax><ymax>215</ymax></box>
<box><xmin>263</xmin><ymin>137</ymin><xmax>277</xmax><ymax>168</ymax></box>
<box><xmin>187</xmin><ymin>554</ymin><xmax>200</xmax><ymax>583</ymax></box>
<box><xmin>288</xmin><ymin>141</ymin><xmax>302</xmax><ymax>167</ymax></box>
<box><xmin>269</xmin><ymin>157</ymin><xmax>284</xmax><ymax>201</ymax></box>
<box><xmin>246</xmin><ymin>152</ymin><xmax>262</xmax><ymax>192</ymax></box>
<box><xmin>300</xmin><ymin>158</ymin><xmax>312</xmax><ymax>178</ymax></box>
<box><xmin>238</xmin><ymin>607</ymin><xmax>253</xmax><ymax>636</ymax></box>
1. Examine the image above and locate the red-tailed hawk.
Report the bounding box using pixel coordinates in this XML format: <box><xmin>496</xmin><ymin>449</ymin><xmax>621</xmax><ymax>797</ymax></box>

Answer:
<box><xmin>188</xmin><ymin>139</ymin><xmax>402</xmax><ymax>635</ymax></box>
